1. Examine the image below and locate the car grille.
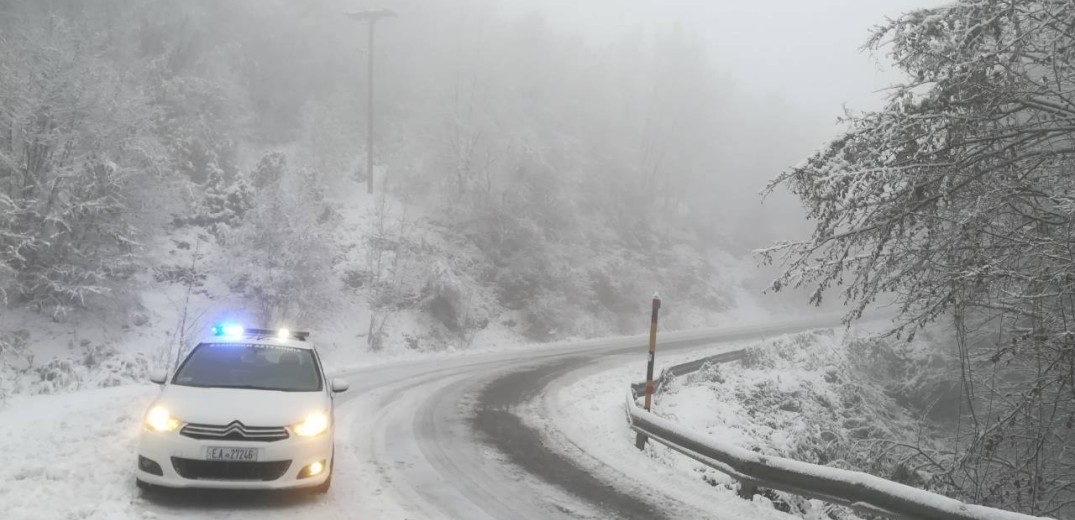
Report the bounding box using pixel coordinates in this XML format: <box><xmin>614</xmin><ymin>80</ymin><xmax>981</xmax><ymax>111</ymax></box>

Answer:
<box><xmin>180</xmin><ymin>421</ymin><xmax>289</xmax><ymax>442</ymax></box>
<box><xmin>171</xmin><ymin>457</ymin><xmax>292</xmax><ymax>481</ymax></box>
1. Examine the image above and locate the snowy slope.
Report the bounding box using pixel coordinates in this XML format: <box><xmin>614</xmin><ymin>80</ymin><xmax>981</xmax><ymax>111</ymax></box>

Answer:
<box><xmin>529</xmin><ymin>342</ymin><xmax>811</xmax><ymax>519</ymax></box>
<box><xmin>531</xmin><ymin>328</ymin><xmax>962</xmax><ymax>520</ymax></box>
<box><xmin>0</xmin><ymin>385</ymin><xmax>157</xmax><ymax>520</ymax></box>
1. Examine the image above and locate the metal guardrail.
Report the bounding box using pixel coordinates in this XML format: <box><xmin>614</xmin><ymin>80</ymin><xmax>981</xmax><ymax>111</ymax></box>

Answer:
<box><xmin>625</xmin><ymin>351</ymin><xmax>1054</xmax><ymax>520</ymax></box>
<box><xmin>648</xmin><ymin>350</ymin><xmax>746</xmax><ymax>395</ymax></box>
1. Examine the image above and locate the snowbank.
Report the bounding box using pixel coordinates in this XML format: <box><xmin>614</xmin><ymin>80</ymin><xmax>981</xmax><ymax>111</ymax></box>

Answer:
<box><xmin>531</xmin><ymin>329</ymin><xmax>963</xmax><ymax>519</ymax></box>
<box><xmin>529</xmin><ymin>342</ymin><xmax>805</xmax><ymax>519</ymax></box>
<box><xmin>0</xmin><ymin>385</ymin><xmax>157</xmax><ymax>520</ymax></box>
<box><xmin>658</xmin><ymin>330</ymin><xmax>948</xmax><ymax>486</ymax></box>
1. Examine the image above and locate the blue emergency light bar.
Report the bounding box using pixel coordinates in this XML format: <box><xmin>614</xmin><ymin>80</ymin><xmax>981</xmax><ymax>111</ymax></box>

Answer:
<box><xmin>211</xmin><ymin>324</ymin><xmax>309</xmax><ymax>341</ymax></box>
<box><xmin>212</xmin><ymin>324</ymin><xmax>244</xmax><ymax>337</ymax></box>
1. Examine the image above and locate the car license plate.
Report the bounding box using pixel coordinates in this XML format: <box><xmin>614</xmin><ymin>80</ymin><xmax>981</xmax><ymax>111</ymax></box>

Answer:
<box><xmin>205</xmin><ymin>447</ymin><xmax>259</xmax><ymax>461</ymax></box>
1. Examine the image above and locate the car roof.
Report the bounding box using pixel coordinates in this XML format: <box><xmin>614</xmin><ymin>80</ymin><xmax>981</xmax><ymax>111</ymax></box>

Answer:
<box><xmin>195</xmin><ymin>335</ymin><xmax>318</xmax><ymax>351</ymax></box>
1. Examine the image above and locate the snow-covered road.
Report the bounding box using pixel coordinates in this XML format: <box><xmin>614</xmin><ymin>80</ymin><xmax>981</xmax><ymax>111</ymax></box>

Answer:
<box><xmin>1</xmin><ymin>315</ymin><xmax>838</xmax><ymax>520</ymax></box>
<box><xmin>281</xmin><ymin>315</ymin><xmax>835</xmax><ymax>520</ymax></box>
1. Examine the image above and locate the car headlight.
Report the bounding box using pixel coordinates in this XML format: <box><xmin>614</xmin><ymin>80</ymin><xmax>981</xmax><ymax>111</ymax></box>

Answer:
<box><xmin>292</xmin><ymin>411</ymin><xmax>330</xmax><ymax>437</ymax></box>
<box><xmin>145</xmin><ymin>406</ymin><xmax>180</xmax><ymax>432</ymax></box>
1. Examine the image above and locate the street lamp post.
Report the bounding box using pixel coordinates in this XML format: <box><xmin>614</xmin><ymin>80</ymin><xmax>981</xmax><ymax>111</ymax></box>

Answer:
<box><xmin>347</xmin><ymin>8</ymin><xmax>396</xmax><ymax>195</ymax></box>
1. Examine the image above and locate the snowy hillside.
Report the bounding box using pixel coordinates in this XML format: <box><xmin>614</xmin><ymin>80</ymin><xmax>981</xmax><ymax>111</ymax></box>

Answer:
<box><xmin>652</xmin><ymin>331</ymin><xmax>957</xmax><ymax>518</ymax></box>
<box><xmin>538</xmin><ymin>329</ymin><xmax>960</xmax><ymax>520</ymax></box>
<box><xmin>0</xmin><ymin>0</ymin><xmax>774</xmax><ymax>401</ymax></box>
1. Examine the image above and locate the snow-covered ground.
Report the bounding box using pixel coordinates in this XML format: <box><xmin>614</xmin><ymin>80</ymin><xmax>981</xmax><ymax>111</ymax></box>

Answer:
<box><xmin>0</xmin><ymin>385</ymin><xmax>157</xmax><ymax>520</ymax></box>
<box><xmin>529</xmin><ymin>341</ymin><xmax>806</xmax><ymax>519</ymax></box>
<box><xmin>530</xmin><ymin>325</ymin><xmax>962</xmax><ymax>520</ymax></box>
<box><xmin>0</xmin><ymin>324</ymin><xmax>809</xmax><ymax>520</ymax></box>
<box><xmin>0</xmin><ymin>374</ymin><xmax>395</xmax><ymax>520</ymax></box>
<box><xmin>3</xmin><ymin>318</ymin><xmax>866</xmax><ymax>520</ymax></box>
<box><xmin>530</xmin><ymin>330</ymin><xmax>922</xmax><ymax>520</ymax></box>
<box><xmin>0</xmin><ymin>340</ymin><xmax>615</xmax><ymax>520</ymax></box>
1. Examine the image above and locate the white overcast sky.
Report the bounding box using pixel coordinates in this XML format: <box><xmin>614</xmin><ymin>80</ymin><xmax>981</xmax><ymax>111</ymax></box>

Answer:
<box><xmin>512</xmin><ymin>0</ymin><xmax>947</xmax><ymax>132</ymax></box>
<box><xmin>355</xmin><ymin>0</ymin><xmax>950</xmax><ymax>239</ymax></box>
<box><xmin>496</xmin><ymin>0</ymin><xmax>949</xmax><ymax>240</ymax></box>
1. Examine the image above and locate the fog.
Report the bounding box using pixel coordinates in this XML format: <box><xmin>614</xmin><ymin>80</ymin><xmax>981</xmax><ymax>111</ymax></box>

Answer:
<box><xmin>487</xmin><ymin>0</ymin><xmax>938</xmax><ymax>219</ymax></box>
<box><xmin>0</xmin><ymin>0</ymin><xmax>941</xmax><ymax>337</ymax></box>
<box><xmin>144</xmin><ymin>0</ymin><xmax>939</xmax><ymax>246</ymax></box>
<box><xmin>450</xmin><ymin>0</ymin><xmax>946</xmax><ymax>244</ymax></box>
<box><xmin>515</xmin><ymin>0</ymin><xmax>927</xmax><ymax>115</ymax></box>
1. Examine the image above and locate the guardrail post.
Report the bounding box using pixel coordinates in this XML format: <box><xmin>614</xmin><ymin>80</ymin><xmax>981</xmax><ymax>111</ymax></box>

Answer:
<box><xmin>737</xmin><ymin>481</ymin><xmax>757</xmax><ymax>500</ymax></box>
<box><xmin>635</xmin><ymin>293</ymin><xmax>661</xmax><ymax>450</ymax></box>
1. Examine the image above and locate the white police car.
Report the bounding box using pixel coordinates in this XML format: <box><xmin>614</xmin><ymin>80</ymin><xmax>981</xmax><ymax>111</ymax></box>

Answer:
<box><xmin>136</xmin><ymin>325</ymin><xmax>348</xmax><ymax>493</ymax></box>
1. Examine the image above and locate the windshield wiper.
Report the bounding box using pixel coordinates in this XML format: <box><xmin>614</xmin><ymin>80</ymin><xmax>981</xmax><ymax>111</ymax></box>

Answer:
<box><xmin>205</xmin><ymin>384</ymin><xmax>317</xmax><ymax>392</ymax></box>
<box><xmin>209</xmin><ymin>384</ymin><xmax>282</xmax><ymax>391</ymax></box>
<box><xmin>174</xmin><ymin>382</ymin><xmax>316</xmax><ymax>392</ymax></box>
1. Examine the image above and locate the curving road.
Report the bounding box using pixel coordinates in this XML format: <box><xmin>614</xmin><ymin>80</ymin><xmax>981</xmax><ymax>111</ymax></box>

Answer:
<box><xmin>327</xmin><ymin>315</ymin><xmax>839</xmax><ymax>520</ymax></box>
<box><xmin>140</xmin><ymin>314</ymin><xmax>840</xmax><ymax>520</ymax></box>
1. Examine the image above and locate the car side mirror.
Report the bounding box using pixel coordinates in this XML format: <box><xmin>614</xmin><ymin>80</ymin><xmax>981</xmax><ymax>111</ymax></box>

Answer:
<box><xmin>148</xmin><ymin>369</ymin><xmax>168</xmax><ymax>385</ymax></box>
<box><xmin>331</xmin><ymin>379</ymin><xmax>349</xmax><ymax>393</ymax></box>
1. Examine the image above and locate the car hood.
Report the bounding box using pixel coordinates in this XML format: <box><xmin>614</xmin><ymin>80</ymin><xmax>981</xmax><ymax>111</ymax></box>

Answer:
<box><xmin>154</xmin><ymin>384</ymin><xmax>330</xmax><ymax>427</ymax></box>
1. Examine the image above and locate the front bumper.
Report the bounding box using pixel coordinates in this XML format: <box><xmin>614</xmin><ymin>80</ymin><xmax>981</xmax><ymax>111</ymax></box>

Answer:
<box><xmin>136</xmin><ymin>427</ymin><xmax>332</xmax><ymax>490</ymax></box>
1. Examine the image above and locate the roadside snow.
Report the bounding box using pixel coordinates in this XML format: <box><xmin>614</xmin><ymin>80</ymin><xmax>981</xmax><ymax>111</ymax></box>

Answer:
<box><xmin>0</xmin><ymin>385</ymin><xmax>157</xmax><ymax>520</ymax></box>
<box><xmin>528</xmin><ymin>343</ymin><xmax>808</xmax><ymax>519</ymax></box>
<box><xmin>656</xmin><ymin>329</ymin><xmax>949</xmax><ymax>489</ymax></box>
<box><xmin>0</xmin><ymin>380</ymin><xmax>386</xmax><ymax>520</ymax></box>
<box><xmin>529</xmin><ymin>328</ymin><xmax>970</xmax><ymax>520</ymax></box>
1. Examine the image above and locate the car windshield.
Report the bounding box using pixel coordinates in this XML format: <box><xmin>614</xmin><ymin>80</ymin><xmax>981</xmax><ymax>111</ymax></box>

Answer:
<box><xmin>172</xmin><ymin>343</ymin><xmax>323</xmax><ymax>392</ymax></box>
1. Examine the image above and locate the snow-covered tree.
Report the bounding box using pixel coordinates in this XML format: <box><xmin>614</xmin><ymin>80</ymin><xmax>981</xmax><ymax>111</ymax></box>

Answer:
<box><xmin>762</xmin><ymin>1</ymin><xmax>1075</xmax><ymax>515</ymax></box>
<box><xmin>220</xmin><ymin>156</ymin><xmax>340</xmax><ymax>326</ymax></box>
<box><xmin>0</xmin><ymin>10</ymin><xmax>160</xmax><ymax>312</ymax></box>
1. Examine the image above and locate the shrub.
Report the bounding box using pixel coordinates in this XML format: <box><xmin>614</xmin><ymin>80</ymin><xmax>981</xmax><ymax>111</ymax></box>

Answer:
<box><xmin>220</xmin><ymin>157</ymin><xmax>339</xmax><ymax>325</ymax></box>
